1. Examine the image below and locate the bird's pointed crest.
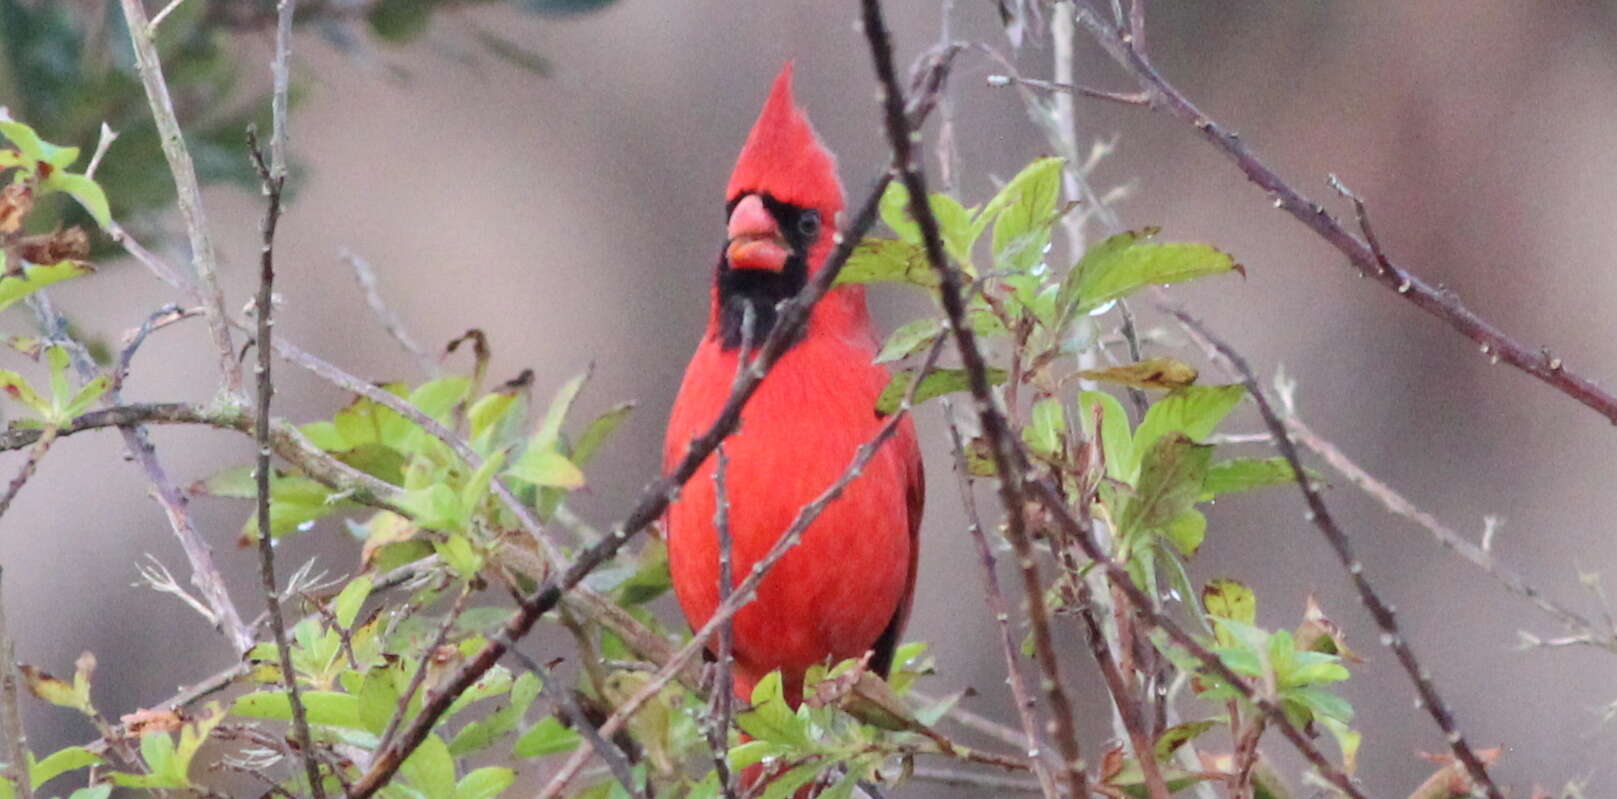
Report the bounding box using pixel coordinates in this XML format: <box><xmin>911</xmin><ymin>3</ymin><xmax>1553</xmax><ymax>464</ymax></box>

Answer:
<box><xmin>726</xmin><ymin>62</ymin><xmax>844</xmax><ymax>218</ymax></box>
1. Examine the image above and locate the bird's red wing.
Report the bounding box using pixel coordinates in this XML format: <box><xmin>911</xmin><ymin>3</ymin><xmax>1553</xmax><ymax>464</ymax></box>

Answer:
<box><xmin>868</xmin><ymin>418</ymin><xmax>924</xmax><ymax>677</ymax></box>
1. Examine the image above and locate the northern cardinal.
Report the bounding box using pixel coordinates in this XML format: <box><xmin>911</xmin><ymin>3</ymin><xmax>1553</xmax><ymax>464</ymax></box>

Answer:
<box><xmin>665</xmin><ymin>63</ymin><xmax>925</xmax><ymax>706</ymax></box>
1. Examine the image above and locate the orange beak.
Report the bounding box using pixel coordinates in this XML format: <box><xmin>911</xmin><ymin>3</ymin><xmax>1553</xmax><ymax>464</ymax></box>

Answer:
<box><xmin>726</xmin><ymin>194</ymin><xmax>789</xmax><ymax>272</ymax></box>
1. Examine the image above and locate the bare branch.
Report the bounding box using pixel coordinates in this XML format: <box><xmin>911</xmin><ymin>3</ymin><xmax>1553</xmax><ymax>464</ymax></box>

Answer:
<box><xmin>707</xmin><ymin>445</ymin><xmax>738</xmax><ymax>799</ymax></box>
<box><xmin>859</xmin><ymin>3</ymin><xmax>1089</xmax><ymax>795</ymax></box>
<box><xmin>0</xmin><ymin>568</ymin><xmax>33</xmax><ymax>799</ymax></box>
<box><xmin>0</xmin><ymin>426</ymin><xmax>57</xmax><ymax>521</ymax></box>
<box><xmin>342</xmin><ymin>250</ymin><xmax>437</xmax><ymax>376</ymax></box>
<box><xmin>248</xmin><ymin>122</ymin><xmax>324</xmax><ymax>799</ymax></box>
<box><xmin>117</xmin><ymin>0</ymin><xmax>240</xmax><ymax>399</ymax></box>
<box><xmin>1072</xmin><ymin>8</ymin><xmax>1617</xmax><ymax>427</ymax></box>
<box><xmin>1166</xmin><ymin>305</ymin><xmax>1504</xmax><ymax>799</ymax></box>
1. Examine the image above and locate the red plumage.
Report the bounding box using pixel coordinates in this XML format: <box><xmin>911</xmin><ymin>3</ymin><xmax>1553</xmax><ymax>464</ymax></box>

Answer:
<box><xmin>664</xmin><ymin>63</ymin><xmax>924</xmax><ymax>704</ymax></box>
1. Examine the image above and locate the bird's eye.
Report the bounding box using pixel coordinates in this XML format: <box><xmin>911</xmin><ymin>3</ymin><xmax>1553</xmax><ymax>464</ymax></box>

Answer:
<box><xmin>797</xmin><ymin>210</ymin><xmax>822</xmax><ymax>238</ymax></box>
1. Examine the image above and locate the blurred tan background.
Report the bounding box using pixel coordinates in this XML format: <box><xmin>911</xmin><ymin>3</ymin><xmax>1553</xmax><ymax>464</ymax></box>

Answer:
<box><xmin>6</xmin><ymin>1</ymin><xmax>1617</xmax><ymax>795</ymax></box>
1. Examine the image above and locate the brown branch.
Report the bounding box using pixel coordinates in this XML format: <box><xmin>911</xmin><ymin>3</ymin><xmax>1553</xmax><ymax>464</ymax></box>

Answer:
<box><xmin>1070</xmin><ymin>8</ymin><xmax>1617</xmax><ymax>427</ymax></box>
<box><xmin>0</xmin><ymin>568</ymin><xmax>32</xmax><ymax>799</ymax></box>
<box><xmin>1282</xmin><ymin>412</ymin><xmax>1614</xmax><ymax>651</ymax></box>
<box><xmin>859</xmin><ymin>3</ymin><xmax>1090</xmax><ymax>795</ymax></box>
<box><xmin>706</xmin><ymin>445</ymin><xmax>738</xmax><ymax>799</ymax></box>
<box><xmin>1166</xmin><ymin>306</ymin><xmax>1504</xmax><ymax>799</ymax></box>
<box><xmin>1075</xmin><ymin>583</ymin><xmax>1170</xmax><ymax>799</ymax></box>
<box><xmin>118</xmin><ymin>0</ymin><xmax>240</xmax><ymax>399</ymax></box>
<box><xmin>248</xmin><ymin>126</ymin><xmax>324</xmax><ymax>799</ymax></box>
<box><xmin>942</xmin><ymin>411</ymin><xmax>1060</xmax><ymax>799</ymax></box>
<box><xmin>0</xmin><ymin>426</ymin><xmax>57</xmax><ymax>521</ymax></box>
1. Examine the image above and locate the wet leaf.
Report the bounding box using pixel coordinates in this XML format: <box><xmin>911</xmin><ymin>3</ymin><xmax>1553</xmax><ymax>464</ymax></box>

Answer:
<box><xmin>513</xmin><ymin>716</ymin><xmax>581</xmax><ymax>757</ymax></box>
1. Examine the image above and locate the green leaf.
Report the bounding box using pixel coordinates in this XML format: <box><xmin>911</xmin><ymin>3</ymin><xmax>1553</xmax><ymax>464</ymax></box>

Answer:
<box><xmin>1162</xmin><ymin>509</ymin><xmax>1207</xmax><ymax>557</ymax></box>
<box><xmin>400</xmin><ymin>733</ymin><xmax>457</xmax><ymax>799</ymax></box>
<box><xmin>1319</xmin><ymin>716</ymin><xmax>1361</xmax><ymax>775</ymax></box>
<box><xmin>1154</xmin><ymin>720</ymin><xmax>1215</xmax><ymax>762</ymax></box>
<box><xmin>507</xmin><ymin>448</ymin><xmax>585</xmax><ymax>489</ymax></box>
<box><xmin>468</xmin><ymin>391</ymin><xmax>522</xmax><ymax>450</ymax></box>
<box><xmin>988</xmin><ymin>157</ymin><xmax>1065</xmax><ymax>273</ymax></box>
<box><xmin>759</xmin><ymin>763</ymin><xmax>822</xmax><ymax>799</ymax></box>
<box><xmin>1286</xmin><ymin>685</ymin><xmax>1354</xmax><ymax>723</ymax></box>
<box><xmin>834</xmin><ymin>238</ymin><xmax>939</xmax><ymax>288</ymax></box>
<box><xmin>19</xmin><ymin>664</ymin><xmax>90</xmax><ymax>713</ymax></box>
<box><xmin>435</xmin><ymin>533</ymin><xmax>485</xmax><ymax>576</ymax></box>
<box><xmin>736</xmin><ymin>672</ymin><xmax>808</xmax><ymax>747</ymax></box>
<box><xmin>1121</xmin><ymin>433</ymin><xmax>1212</xmax><ymax>538</ymax></box>
<box><xmin>233</xmin><ymin>690</ymin><xmax>367</xmax><ymax>730</ymax></box>
<box><xmin>534</xmin><ymin>371</ymin><xmax>588</xmax><ymax>452</ymax></box>
<box><xmin>43</xmin><ymin>173</ymin><xmax>111</xmax><ymax>228</ymax></box>
<box><xmin>1129</xmin><ymin>385</ymin><xmax>1245</xmax><ymax>479</ymax></box>
<box><xmin>0</xmin><ymin>370</ymin><xmax>47</xmax><ymax>417</ymax></box>
<box><xmin>1022</xmin><ymin>397</ymin><xmax>1067</xmax><ymax>458</ymax></box>
<box><xmin>66</xmin><ymin>786</ymin><xmax>112</xmax><ymax>799</ymax></box>
<box><xmin>333</xmin><ymin>576</ymin><xmax>374</xmax><ymax>628</ymax></box>
<box><xmin>613</xmin><ymin>540</ymin><xmax>672</xmax><ymax>606</ymax></box>
<box><xmin>1203</xmin><ymin>579</ymin><xmax>1256</xmax><ymax>647</ymax></box>
<box><xmin>28</xmin><ymin>746</ymin><xmax>102</xmax><ymax>790</ymax></box>
<box><xmin>930</xmin><ymin>192</ymin><xmax>978</xmax><ymax>264</ymax></box>
<box><xmin>0</xmin><ymin>115</ymin><xmax>77</xmax><ymax>168</ymax></box>
<box><xmin>0</xmin><ymin>260</ymin><xmax>92</xmax><ymax>315</ymax></box>
<box><xmin>139</xmin><ymin>731</ymin><xmax>179</xmax><ymax>784</ymax></box>
<box><xmin>1060</xmin><ymin>228</ymin><xmax>1240</xmax><ymax>320</ymax></box>
<box><xmin>1202</xmin><ymin>458</ymin><xmax>1309</xmax><ymax>499</ymax></box>
<box><xmin>874</xmin><ymin>318</ymin><xmax>941</xmax><ymax>364</ymax></box>
<box><xmin>58</xmin><ymin>375</ymin><xmax>109</xmax><ymax>420</ymax></box>
<box><xmin>571</xmin><ymin>401</ymin><xmax>634</xmax><ymax>467</ymax></box>
<box><xmin>878</xmin><ymin>180</ymin><xmax>919</xmax><ymax>243</ymax></box>
<box><xmin>358</xmin><ymin>666</ymin><xmax>401</xmax><ymax>734</ymax></box>
<box><xmin>876</xmin><ymin>367</ymin><xmax>1006</xmax><ymax>415</ymax></box>
<box><xmin>399</xmin><ymin>483</ymin><xmax>464</xmax><ymax>531</ymax></box>
<box><xmin>460</xmin><ymin>450</ymin><xmax>506</xmax><ymax>513</ymax></box>
<box><xmin>513</xmin><ymin>716</ymin><xmax>582</xmax><ymax>757</ymax></box>
<box><xmin>1080</xmin><ymin>390</ymin><xmax>1133</xmax><ymax>481</ymax></box>
<box><xmin>457</xmin><ymin>766</ymin><xmax>516</xmax><ymax>799</ymax></box>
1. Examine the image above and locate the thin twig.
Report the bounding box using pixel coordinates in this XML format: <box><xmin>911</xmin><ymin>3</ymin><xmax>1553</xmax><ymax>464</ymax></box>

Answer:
<box><xmin>985</xmin><ymin>73</ymin><xmax>1148</xmax><ymax>106</ymax></box>
<box><xmin>1166</xmin><ymin>306</ymin><xmax>1504</xmax><ymax>799</ymax></box>
<box><xmin>859</xmin><ymin>3</ymin><xmax>1090</xmax><ymax>795</ymax></box>
<box><xmin>1075</xmin><ymin>582</ymin><xmax>1170</xmax><ymax>799</ymax></box>
<box><xmin>247</xmin><ymin>127</ymin><xmax>324</xmax><ymax>799</ymax></box>
<box><xmin>341</xmin><ymin>250</ymin><xmax>437</xmax><ymax>376</ymax></box>
<box><xmin>1283</xmin><ymin>412</ymin><xmax>1612</xmax><ymax>651</ymax></box>
<box><xmin>942</xmin><ymin>409</ymin><xmax>1060</xmax><ymax>799</ymax></box>
<box><xmin>0</xmin><ymin>568</ymin><xmax>33</xmax><ymax>799</ymax></box>
<box><xmin>707</xmin><ymin>445</ymin><xmax>738</xmax><ymax>799</ymax></box>
<box><xmin>118</xmin><ymin>0</ymin><xmax>240</xmax><ymax>399</ymax></box>
<box><xmin>910</xmin><ymin>766</ymin><xmax>1047</xmax><ymax>794</ymax></box>
<box><xmin>0</xmin><ymin>426</ymin><xmax>58</xmax><ymax>521</ymax></box>
<box><xmin>1071</xmin><ymin>7</ymin><xmax>1617</xmax><ymax>427</ymax></box>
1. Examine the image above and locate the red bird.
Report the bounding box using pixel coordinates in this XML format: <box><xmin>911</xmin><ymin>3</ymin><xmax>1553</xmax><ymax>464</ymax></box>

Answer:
<box><xmin>665</xmin><ymin>63</ymin><xmax>924</xmax><ymax>705</ymax></box>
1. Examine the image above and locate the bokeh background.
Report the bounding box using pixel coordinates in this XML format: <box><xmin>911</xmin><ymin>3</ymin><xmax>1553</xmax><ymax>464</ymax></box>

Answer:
<box><xmin>5</xmin><ymin>0</ymin><xmax>1617</xmax><ymax>794</ymax></box>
